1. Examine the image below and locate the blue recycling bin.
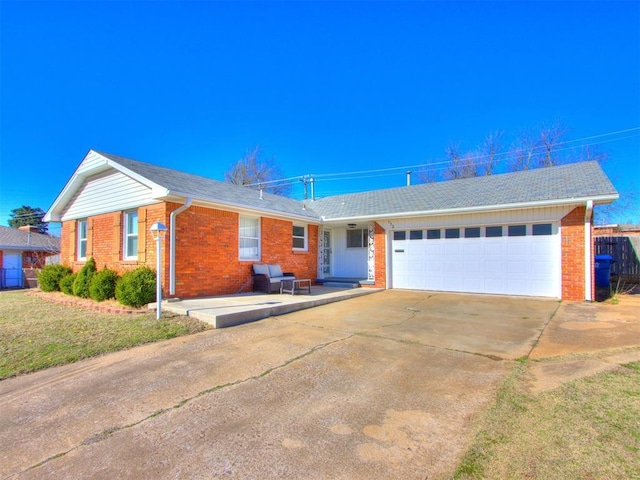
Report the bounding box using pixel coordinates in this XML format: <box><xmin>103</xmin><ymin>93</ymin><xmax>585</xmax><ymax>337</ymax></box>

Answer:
<box><xmin>594</xmin><ymin>254</ymin><xmax>613</xmax><ymax>288</ymax></box>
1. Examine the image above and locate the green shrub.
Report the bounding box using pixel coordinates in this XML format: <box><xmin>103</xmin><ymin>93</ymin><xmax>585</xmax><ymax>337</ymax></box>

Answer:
<box><xmin>115</xmin><ymin>266</ymin><xmax>157</xmax><ymax>308</ymax></box>
<box><xmin>60</xmin><ymin>273</ymin><xmax>77</xmax><ymax>295</ymax></box>
<box><xmin>38</xmin><ymin>264</ymin><xmax>72</xmax><ymax>292</ymax></box>
<box><xmin>72</xmin><ymin>257</ymin><xmax>96</xmax><ymax>298</ymax></box>
<box><xmin>89</xmin><ymin>269</ymin><xmax>120</xmax><ymax>302</ymax></box>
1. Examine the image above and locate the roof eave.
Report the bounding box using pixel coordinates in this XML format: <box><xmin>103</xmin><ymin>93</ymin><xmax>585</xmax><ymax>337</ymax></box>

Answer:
<box><xmin>321</xmin><ymin>194</ymin><xmax>620</xmax><ymax>223</ymax></box>
<box><xmin>157</xmin><ymin>191</ymin><xmax>322</xmax><ymax>224</ymax></box>
<box><xmin>44</xmin><ymin>150</ymin><xmax>167</xmax><ymax>222</ymax></box>
<box><xmin>0</xmin><ymin>245</ymin><xmax>60</xmax><ymax>251</ymax></box>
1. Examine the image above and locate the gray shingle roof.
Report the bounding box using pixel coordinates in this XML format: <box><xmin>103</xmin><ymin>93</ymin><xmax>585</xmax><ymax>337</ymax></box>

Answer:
<box><xmin>96</xmin><ymin>151</ymin><xmax>320</xmax><ymax>221</ymax></box>
<box><xmin>307</xmin><ymin>161</ymin><xmax>618</xmax><ymax>220</ymax></box>
<box><xmin>93</xmin><ymin>152</ymin><xmax>617</xmax><ymax>222</ymax></box>
<box><xmin>0</xmin><ymin>226</ymin><xmax>61</xmax><ymax>251</ymax></box>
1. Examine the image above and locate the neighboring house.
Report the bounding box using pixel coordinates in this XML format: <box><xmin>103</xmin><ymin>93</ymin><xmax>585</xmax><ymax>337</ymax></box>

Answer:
<box><xmin>0</xmin><ymin>226</ymin><xmax>61</xmax><ymax>288</ymax></box>
<box><xmin>44</xmin><ymin>150</ymin><xmax>618</xmax><ymax>302</ymax></box>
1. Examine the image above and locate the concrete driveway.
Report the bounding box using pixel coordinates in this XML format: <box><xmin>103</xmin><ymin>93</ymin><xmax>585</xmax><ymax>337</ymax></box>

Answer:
<box><xmin>1</xmin><ymin>290</ymin><xmax>561</xmax><ymax>479</ymax></box>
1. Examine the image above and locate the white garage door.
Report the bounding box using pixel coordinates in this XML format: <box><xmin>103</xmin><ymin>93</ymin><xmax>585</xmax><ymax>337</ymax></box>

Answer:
<box><xmin>392</xmin><ymin>223</ymin><xmax>560</xmax><ymax>297</ymax></box>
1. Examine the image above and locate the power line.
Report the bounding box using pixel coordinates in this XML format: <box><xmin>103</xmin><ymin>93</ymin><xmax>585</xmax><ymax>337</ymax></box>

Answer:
<box><xmin>244</xmin><ymin>126</ymin><xmax>640</xmax><ymax>190</ymax></box>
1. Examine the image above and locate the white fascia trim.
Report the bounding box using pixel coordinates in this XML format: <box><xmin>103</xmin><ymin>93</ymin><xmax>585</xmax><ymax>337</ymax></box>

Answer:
<box><xmin>321</xmin><ymin>195</ymin><xmax>620</xmax><ymax>223</ymax></box>
<box><xmin>59</xmin><ymin>200</ymin><xmax>161</xmax><ymax>222</ymax></box>
<box><xmin>45</xmin><ymin>150</ymin><xmax>167</xmax><ymax>222</ymax></box>
<box><xmin>44</xmin><ymin>166</ymin><xmax>104</xmax><ymax>222</ymax></box>
<box><xmin>159</xmin><ymin>190</ymin><xmax>322</xmax><ymax>224</ymax></box>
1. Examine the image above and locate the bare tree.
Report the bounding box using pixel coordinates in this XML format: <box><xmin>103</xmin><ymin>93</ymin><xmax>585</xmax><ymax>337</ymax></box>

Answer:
<box><xmin>416</xmin><ymin>166</ymin><xmax>437</xmax><ymax>184</ymax></box>
<box><xmin>224</xmin><ymin>146</ymin><xmax>291</xmax><ymax>196</ymax></box>
<box><xmin>510</xmin><ymin>129</ymin><xmax>539</xmax><ymax>171</ymax></box>
<box><xmin>479</xmin><ymin>130</ymin><xmax>503</xmax><ymax>176</ymax></box>
<box><xmin>595</xmin><ymin>186</ymin><xmax>639</xmax><ymax>224</ymax></box>
<box><xmin>538</xmin><ymin>121</ymin><xmax>568</xmax><ymax>167</ymax></box>
<box><xmin>442</xmin><ymin>143</ymin><xmax>479</xmax><ymax>180</ymax></box>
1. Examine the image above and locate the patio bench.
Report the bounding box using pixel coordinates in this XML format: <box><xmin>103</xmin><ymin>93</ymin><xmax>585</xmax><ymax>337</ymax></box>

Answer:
<box><xmin>252</xmin><ymin>264</ymin><xmax>296</xmax><ymax>293</ymax></box>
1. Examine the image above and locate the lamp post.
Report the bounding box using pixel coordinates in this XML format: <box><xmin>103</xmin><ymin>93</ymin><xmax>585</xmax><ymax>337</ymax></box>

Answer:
<box><xmin>150</xmin><ymin>221</ymin><xmax>168</xmax><ymax>320</ymax></box>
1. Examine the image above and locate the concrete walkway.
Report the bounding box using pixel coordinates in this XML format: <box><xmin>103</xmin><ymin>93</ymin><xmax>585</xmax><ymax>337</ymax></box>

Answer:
<box><xmin>155</xmin><ymin>286</ymin><xmax>381</xmax><ymax>328</ymax></box>
<box><xmin>1</xmin><ymin>290</ymin><xmax>638</xmax><ymax>479</ymax></box>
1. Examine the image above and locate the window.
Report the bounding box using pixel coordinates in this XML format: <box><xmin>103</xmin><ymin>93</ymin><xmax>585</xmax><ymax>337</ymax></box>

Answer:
<box><xmin>239</xmin><ymin>216</ymin><xmax>260</xmax><ymax>260</ymax></box>
<box><xmin>486</xmin><ymin>226</ymin><xmax>503</xmax><ymax>237</ymax></box>
<box><xmin>292</xmin><ymin>224</ymin><xmax>307</xmax><ymax>250</ymax></box>
<box><xmin>533</xmin><ymin>223</ymin><xmax>553</xmax><ymax>236</ymax></box>
<box><xmin>465</xmin><ymin>227</ymin><xmax>481</xmax><ymax>238</ymax></box>
<box><xmin>409</xmin><ymin>230</ymin><xmax>423</xmax><ymax>240</ymax></box>
<box><xmin>445</xmin><ymin>228</ymin><xmax>460</xmax><ymax>239</ymax></box>
<box><xmin>393</xmin><ymin>231</ymin><xmax>406</xmax><ymax>241</ymax></box>
<box><xmin>427</xmin><ymin>229</ymin><xmax>441</xmax><ymax>240</ymax></box>
<box><xmin>347</xmin><ymin>228</ymin><xmax>368</xmax><ymax>248</ymax></box>
<box><xmin>124</xmin><ymin>211</ymin><xmax>138</xmax><ymax>259</ymax></box>
<box><xmin>508</xmin><ymin>225</ymin><xmax>527</xmax><ymax>237</ymax></box>
<box><xmin>77</xmin><ymin>219</ymin><xmax>87</xmax><ymax>260</ymax></box>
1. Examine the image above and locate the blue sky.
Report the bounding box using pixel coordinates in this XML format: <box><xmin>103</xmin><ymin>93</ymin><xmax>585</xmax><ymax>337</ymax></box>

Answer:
<box><xmin>1</xmin><ymin>0</ymin><xmax>639</xmax><ymax>233</ymax></box>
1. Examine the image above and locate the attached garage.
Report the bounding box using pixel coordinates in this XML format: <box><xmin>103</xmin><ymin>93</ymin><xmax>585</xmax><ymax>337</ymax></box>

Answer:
<box><xmin>310</xmin><ymin>161</ymin><xmax>619</xmax><ymax>301</ymax></box>
<box><xmin>391</xmin><ymin>222</ymin><xmax>560</xmax><ymax>297</ymax></box>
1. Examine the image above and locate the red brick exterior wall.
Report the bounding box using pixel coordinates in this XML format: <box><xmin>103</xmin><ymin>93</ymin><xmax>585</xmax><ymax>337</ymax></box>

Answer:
<box><xmin>59</xmin><ymin>202</ymin><xmax>319</xmax><ymax>299</ymax></box>
<box><xmin>561</xmin><ymin>206</ymin><xmax>590</xmax><ymax>301</ymax></box>
<box><xmin>373</xmin><ymin>222</ymin><xmax>387</xmax><ymax>289</ymax></box>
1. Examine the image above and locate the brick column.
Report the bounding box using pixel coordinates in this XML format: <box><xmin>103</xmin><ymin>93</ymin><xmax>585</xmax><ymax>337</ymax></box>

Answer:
<box><xmin>561</xmin><ymin>206</ymin><xmax>587</xmax><ymax>301</ymax></box>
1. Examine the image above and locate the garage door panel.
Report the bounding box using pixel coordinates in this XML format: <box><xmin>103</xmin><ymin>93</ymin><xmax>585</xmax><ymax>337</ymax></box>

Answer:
<box><xmin>392</xmin><ymin>224</ymin><xmax>560</xmax><ymax>298</ymax></box>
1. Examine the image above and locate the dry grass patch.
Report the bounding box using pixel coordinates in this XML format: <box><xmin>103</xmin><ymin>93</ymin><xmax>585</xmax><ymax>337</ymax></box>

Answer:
<box><xmin>455</xmin><ymin>358</ymin><xmax>640</xmax><ymax>479</ymax></box>
<box><xmin>0</xmin><ymin>290</ymin><xmax>210</xmax><ymax>380</ymax></box>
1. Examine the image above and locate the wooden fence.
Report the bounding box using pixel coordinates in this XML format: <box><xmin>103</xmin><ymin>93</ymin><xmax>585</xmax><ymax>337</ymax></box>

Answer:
<box><xmin>595</xmin><ymin>236</ymin><xmax>640</xmax><ymax>283</ymax></box>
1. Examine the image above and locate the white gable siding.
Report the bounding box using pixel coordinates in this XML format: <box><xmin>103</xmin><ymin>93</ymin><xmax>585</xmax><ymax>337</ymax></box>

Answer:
<box><xmin>61</xmin><ymin>171</ymin><xmax>158</xmax><ymax>221</ymax></box>
<box><xmin>77</xmin><ymin>150</ymin><xmax>108</xmax><ymax>174</ymax></box>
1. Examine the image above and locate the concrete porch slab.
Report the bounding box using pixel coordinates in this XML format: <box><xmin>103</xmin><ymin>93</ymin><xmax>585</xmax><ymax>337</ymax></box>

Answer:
<box><xmin>152</xmin><ymin>286</ymin><xmax>382</xmax><ymax>328</ymax></box>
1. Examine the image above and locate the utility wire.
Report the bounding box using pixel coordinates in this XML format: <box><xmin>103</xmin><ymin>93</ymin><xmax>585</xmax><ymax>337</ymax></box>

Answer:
<box><xmin>242</xmin><ymin>126</ymin><xmax>640</xmax><ymax>189</ymax></box>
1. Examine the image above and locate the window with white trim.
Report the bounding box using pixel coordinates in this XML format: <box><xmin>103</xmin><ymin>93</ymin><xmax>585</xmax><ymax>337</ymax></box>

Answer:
<box><xmin>77</xmin><ymin>219</ymin><xmax>87</xmax><ymax>260</ymax></box>
<box><xmin>292</xmin><ymin>224</ymin><xmax>307</xmax><ymax>251</ymax></box>
<box><xmin>123</xmin><ymin>211</ymin><xmax>138</xmax><ymax>260</ymax></box>
<box><xmin>239</xmin><ymin>216</ymin><xmax>260</xmax><ymax>261</ymax></box>
<box><xmin>347</xmin><ymin>228</ymin><xmax>368</xmax><ymax>248</ymax></box>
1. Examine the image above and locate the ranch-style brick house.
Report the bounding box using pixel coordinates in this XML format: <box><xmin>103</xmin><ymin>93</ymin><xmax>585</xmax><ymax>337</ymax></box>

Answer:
<box><xmin>44</xmin><ymin>150</ymin><xmax>618</xmax><ymax>302</ymax></box>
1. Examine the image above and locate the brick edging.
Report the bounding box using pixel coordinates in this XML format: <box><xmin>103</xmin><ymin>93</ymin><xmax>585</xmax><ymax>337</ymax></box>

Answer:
<box><xmin>30</xmin><ymin>291</ymin><xmax>148</xmax><ymax>315</ymax></box>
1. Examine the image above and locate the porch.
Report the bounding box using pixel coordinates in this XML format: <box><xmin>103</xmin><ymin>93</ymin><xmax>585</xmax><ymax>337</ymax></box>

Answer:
<box><xmin>155</xmin><ymin>285</ymin><xmax>382</xmax><ymax>329</ymax></box>
<box><xmin>315</xmin><ymin>277</ymin><xmax>375</xmax><ymax>288</ymax></box>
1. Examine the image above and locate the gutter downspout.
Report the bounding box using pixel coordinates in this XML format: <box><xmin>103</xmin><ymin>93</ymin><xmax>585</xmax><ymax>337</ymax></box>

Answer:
<box><xmin>169</xmin><ymin>198</ymin><xmax>192</xmax><ymax>296</ymax></box>
<box><xmin>584</xmin><ymin>200</ymin><xmax>594</xmax><ymax>302</ymax></box>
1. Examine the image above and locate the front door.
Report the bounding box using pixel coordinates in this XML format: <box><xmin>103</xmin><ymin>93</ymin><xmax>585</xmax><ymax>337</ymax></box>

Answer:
<box><xmin>3</xmin><ymin>252</ymin><xmax>23</xmax><ymax>288</ymax></box>
<box><xmin>322</xmin><ymin>230</ymin><xmax>332</xmax><ymax>277</ymax></box>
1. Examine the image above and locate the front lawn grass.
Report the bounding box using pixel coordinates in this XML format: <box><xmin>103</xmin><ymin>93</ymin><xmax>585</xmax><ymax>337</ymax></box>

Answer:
<box><xmin>455</xmin><ymin>357</ymin><xmax>640</xmax><ymax>479</ymax></box>
<box><xmin>0</xmin><ymin>290</ymin><xmax>210</xmax><ymax>380</ymax></box>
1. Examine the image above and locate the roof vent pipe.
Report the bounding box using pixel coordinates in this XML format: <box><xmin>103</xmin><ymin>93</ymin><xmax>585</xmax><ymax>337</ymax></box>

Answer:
<box><xmin>169</xmin><ymin>197</ymin><xmax>192</xmax><ymax>296</ymax></box>
<box><xmin>406</xmin><ymin>171</ymin><xmax>411</xmax><ymax>186</ymax></box>
<box><xmin>310</xmin><ymin>177</ymin><xmax>315</xmax><ymax>201</ymax></box>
